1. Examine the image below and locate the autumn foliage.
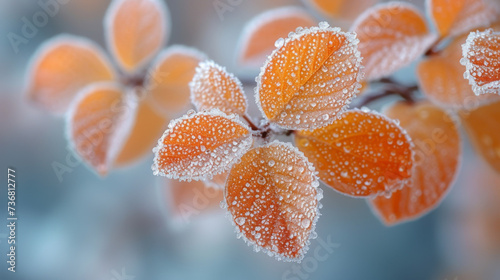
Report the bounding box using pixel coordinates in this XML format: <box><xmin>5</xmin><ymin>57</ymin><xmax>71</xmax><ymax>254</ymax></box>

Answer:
<box><xmin>26</xmin><ymin>0</ymin><xmax>500</xmax><ymax>262</ymax></box>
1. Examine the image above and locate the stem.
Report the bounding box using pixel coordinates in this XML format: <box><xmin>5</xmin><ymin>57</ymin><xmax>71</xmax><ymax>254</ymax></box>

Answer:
<box><xmin>352</xmin><ymin>81</ymin><xmax>418</xmax><ymax>108</ymax></box>
<box><xmin>243</xmin><ymin>114</ymin><xmax>259</xmax><ymax>131</ymax></box>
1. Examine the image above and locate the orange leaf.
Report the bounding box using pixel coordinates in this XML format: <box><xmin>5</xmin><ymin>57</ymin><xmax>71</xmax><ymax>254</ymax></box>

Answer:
<box><xmin>146</xmin><ymin>45</ymin><xmax>206</xmax><ymax>117</ymax></box>
<box><xmin>427</xmin><ymin>0</ymin><xmax>500</xmax><ymax>38</ymax></box>
<box><xmin>351</xmin><ymin>2</ymin><xmax>436</xmax><ymax>80</ymax></box>
<box><xmin>370</xmin><ymin>101</ymin><xmax>461</xmax><ymax>225</ymax></box>
<box><xmin>461</xmin><ymin>29</ymin><xmax>500</xmax><ymax>95</ymax></box>
<box><xmin>190</xmin><ymin>61</ymin><xmax>247</xmax><ymax>115</ymax></box>
<box><xmin>305</xmin><ymin>0</ymin><xmax>378</xmax><ymax>22</ymax></box>
<box><xmin>418</xmin><ymin>34</ymin><xmax>499</xmax><ymax>108</ymax></box>
<box><xmin>256</xmin><ymin>24</ymin><xmax>363</xmax><ymax>130</ymax></box>
<box><xmin>105</xmin><ymin>0</ymin><xmax>170</xmax><ymax>72</ymax></box>
<box><xmin>114</xmin><ymin>100</ymin><xmax>169</xmax><ymax>166</ymax></box>
<box><xmin>162</xmin><ymin>179</ymin><xmax>224</xmax><ymax>224</ymax></box>
<box><xmin>67</xmin><ymin>82</ymin><xmax>136</xmax><ymax>175</ymax></box>
<box><xmin>295</xmin><ymin>110</ymin><xmax>414</xmax><ymax>197</ymax></box>
<box><xmin>152</xmin><ymin>110</ymin><xmax>253</xmax><ymax>181</ymax></box>
<box><xmin>460</xmin><ymin>100</ymin><xmax>500</xmax><ymax>172</ymax></box>
<box><xmin>237</xmin><ymin>6</ymin><xmax>316</xmax><ymax>67</ymax></box>
<box><xmin>225</xmin><ymin>141</ymin><xmax>320</xmax><ymax>261</ymax></box>
<box><xmin>26</xmin><ymin>35</ymin><xmax>115</xmax><ymax>114</ymax></box>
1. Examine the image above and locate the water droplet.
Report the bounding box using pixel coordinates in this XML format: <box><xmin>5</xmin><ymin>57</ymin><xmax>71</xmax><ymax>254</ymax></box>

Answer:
<box><xmin>275</xmin><ymin>37</ymin><xmax>285</xmax><ymax>48</ymax></box>
<box><xmin>236</xmin><ymin>217</ymin><xmax>246</xmax><ymax>225</ymax></box>
<box><xmin>257</xmin><ymin>176</ymin><xmax>266</xmax><ymax>185</ymax></box>
<box><xmin>301</xmin><ymin>218</ymin><xmax>311</xmax><ymax>228</ymax></box>
<box><xmin>268</xmin><ymin>160</ymin><xmax>276</xmax><ymax>167</ymax></box>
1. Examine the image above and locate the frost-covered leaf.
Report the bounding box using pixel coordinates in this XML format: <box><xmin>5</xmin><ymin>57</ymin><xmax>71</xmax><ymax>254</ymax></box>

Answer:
<box><xmin>114</xmin><ymin>100</ymin><xmax>170</xmax><ymax>166</ymax></box>
<box><xmin>295</xmin><ymin>110</ymin><xmax>414</xmax><ymax>197</ymax></box>
<box><xmin>146</xmin><ymin>45</ymin><xmax>206</xmax><ymax>117</ymax></box>
<box><xmin>225</xmin><ymin>141</ymin><xmax>321</xmax><ymax>261</ymax></box>
<box><xmin>26</xmin><ymin>35</ymin><xmax>115</xmax><ymax>114</ymax></box>
<box><xmin>460</xmin><ymin>100</ymin><xmax>500</xmax><ymax>173</ymax></box>
<box><xmin>67</xmin><ymin>82</ymin><xmax>136</xmax><ymax>175</ymax></box>
<box><xmin>461</xmin><ymin>29</ymin><xmax>500</xmax><ymax>95</ymax></box>
<box><xmin>305</xmin><ymin>0</ymin><xmax>379</xmax><ymax>22</ymax></box>
<box><xmin>152</xmin><ymin>109</ymin><xmax>252</xmax><ymax>181</ymax></box>
<box><xmin>237</xmin><ymin>6</ymin><xmax>316</xmax><ymax>67</ymax></box>
<box><xmin>418</xmin><ymin>34</ymin><xmax>499</xmax><ymax>108</ymax></box>
<box><xmin>427</xmin><ymin>0</ymin><xmax>500</xmax><ymax>38</ymax></box>
<box><xmin>190</xmin><ymin>61</ymin><xmax>247</xmax><ymax>115</ymax></box>
<box><xmin>370</xmin><ymin>102</ymin><xmax>461</xmax><ymax>225</ymax></box>
<box><xmin>256</xmin><ymin>23</ymin><xmax>363</xmax><ymax>130</ymax></box>
<box><xmin>105</xmin><ymin>0</ymin><xmax>170</xmax><ymax>72</ymax></box>
<box><xmin>351</xmin><ymin>2</ymin><xmax>436</xmax><ymax>80</ymax></box>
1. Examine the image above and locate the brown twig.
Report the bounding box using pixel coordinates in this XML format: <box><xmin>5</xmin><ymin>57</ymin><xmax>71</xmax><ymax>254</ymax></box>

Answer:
<box><xmin>351</xmin><ymin>80</ymin><xmax>418</xmax><ymax>108</ymax></box>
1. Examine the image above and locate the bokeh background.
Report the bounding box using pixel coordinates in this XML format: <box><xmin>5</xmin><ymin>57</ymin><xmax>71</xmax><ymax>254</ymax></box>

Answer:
<box><xmin>1</xmin><ymin>0</ymin><xmax>500</xmax><ymax>279</ymax></box>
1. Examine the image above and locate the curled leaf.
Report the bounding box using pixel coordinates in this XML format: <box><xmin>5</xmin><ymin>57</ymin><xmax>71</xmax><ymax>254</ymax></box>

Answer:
<box><xmin>237</xmin><ymin>6</ymin><xmax>316</xmax><ymax>67</ymax></box>
<box><xmin>461</xmin><ymin>29</ymin><xmax>500</xmax><ymax>95</ymax></box>
<box><xmin>67</xmin><ymin>82</ymin><xmax>136</xmax><ymax>175</ymax></box>
<box><xmin>295</xmin><ymin>110</ymin><xmax>414</xmax><ymax>197</ymax></box>
<box><xmin>152</xmin><ymin>109</ymin><xmax>252</xmax><ymax>181</ymax></box>
<box><xmin>418</xmin><ymin>34</ymin><xmax>499</xmax><ymax>108</ymax></box>
<box><xmin>105</xmin><ymin>0</ymin><xmax>170</xmax><ymax>72</ymax></box>
<box><xmin>190</xmin><ymin>61</ymin><xmax>247</xmax><ymax>115</ymax></box>
<box><xmin>351</xmin><ymin>2</ymin><xmax>436</xmax><ymax>80</ymax></box>
<box><xmin>26</xmin><ymin>35</ymin><xmax>115</xmax><ymax>114</ymax></box>
<box><xmin>225</xmin><ymin>141</ymin><xmax>321</xmax><ymax>261</ymax></box>
<box><xmin>146</xmin><ymin>45</ymin><xmax>206</xmax><ymax>117</ymax></box>
<box><xmin>370</xmin><ymin>101</ymin><xmax>461</xmax><ymax>225</ymax></box>
<box><xmin>256</xmin><ymin>24</ymin><xmax>363</xmax><ymax>130</ymax></box>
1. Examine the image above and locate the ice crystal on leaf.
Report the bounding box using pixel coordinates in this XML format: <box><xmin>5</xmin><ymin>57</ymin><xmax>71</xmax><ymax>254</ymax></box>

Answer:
<box><xmin>256</xmin><ymin>24</ymin><xmax>363</xmax><ymax>130</ymax></box>
<box><xmin>295</xmin><ymin>110</ymin><xmax>414</xmax><ymax>197</ymax></box>
<box><xmin>190</xmin><ymin>61</ymin><xmax>248</xmax><ymax>116</ymax></box>
<box><xmin>225</xmin><ymin>141</ymin><xmax>321</xmax><ymax>262</ymax></box>
<box><xmin>152</xmin><ymin>109</ymin><xmax>253</xmax><ymax>181</ymax></box>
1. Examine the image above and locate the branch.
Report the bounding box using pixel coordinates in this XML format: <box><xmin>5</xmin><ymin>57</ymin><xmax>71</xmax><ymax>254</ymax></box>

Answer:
<box><xmin>351</xmin><ymin>80</ymin><xmax>418</xmax><ymax>108</ymax></box>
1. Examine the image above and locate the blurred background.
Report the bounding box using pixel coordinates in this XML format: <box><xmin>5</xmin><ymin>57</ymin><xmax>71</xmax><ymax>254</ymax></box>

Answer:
<box><xmin>1</xmin><ymin>0</ymin><xmax>499</xmax><ymax>279</ymax></box>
